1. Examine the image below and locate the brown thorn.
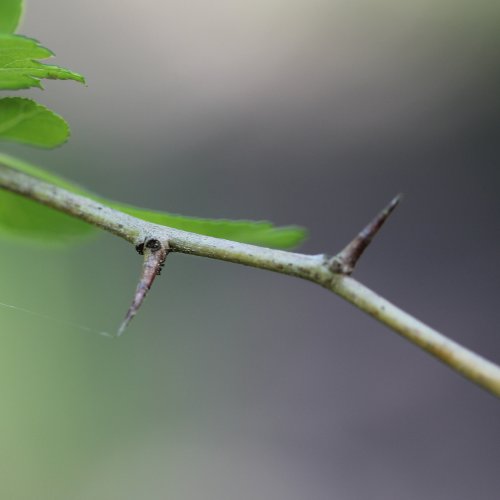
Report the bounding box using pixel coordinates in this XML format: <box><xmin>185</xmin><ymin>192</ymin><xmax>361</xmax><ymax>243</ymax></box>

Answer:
<box><xmin>117</xmin><ymin>238</ymin><xmax>169</xmax><ymax>337</ymax></box>
<box><xmin>330</xmin><ymin>194</ymin><xmax>403</xmax><ymax>275</ymax></box>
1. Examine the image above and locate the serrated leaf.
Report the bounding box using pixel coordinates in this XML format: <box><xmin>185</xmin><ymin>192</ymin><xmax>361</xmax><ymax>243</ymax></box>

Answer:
<box><xmin>0</xmin><ymin>98</ymin><xmax>70</xmax><ymax>147</ymax></box>
<box><xmin>0</xmin><ymin>0</ymin><xmax>24</xmax><ymax>34</ymax></box>
<box><xmin>0</xmin><ymin>153</ymin><xmax>307</xmax><ymax>248</ymax></box>
<box><xmin>115</xmin><ymin>204</ymin><xmax>306</xmax><ymax>249</ymax></box>
<box><xmin>0</xmin><ymin>34</ymin><xmax>85</xmax><ymax>90</ymax></box>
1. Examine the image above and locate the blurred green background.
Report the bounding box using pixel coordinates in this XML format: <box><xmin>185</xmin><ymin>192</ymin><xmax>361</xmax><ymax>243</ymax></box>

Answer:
<box><xmin>1</xmin><ymin>1</ymin><xmax>499</xmax><ymax>498</ymax></box>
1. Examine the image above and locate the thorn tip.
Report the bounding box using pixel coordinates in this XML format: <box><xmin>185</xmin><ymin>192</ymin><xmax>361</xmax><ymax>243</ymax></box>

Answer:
<box><xmin>117</xmin><ymin>239</ymin><xmax>169</xmax><ymax>336</ymax></box>
<box><xmin>331</xmin><ymin>194</ymin><xmax>402</xmax><ymax>275</ymax></box>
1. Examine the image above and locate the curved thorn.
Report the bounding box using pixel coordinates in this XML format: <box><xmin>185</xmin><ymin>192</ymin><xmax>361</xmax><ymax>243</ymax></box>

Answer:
<box><xmin>117</xmin><ymin>238</ymin><xmax>169</xmax><ymax>336</ymax></box>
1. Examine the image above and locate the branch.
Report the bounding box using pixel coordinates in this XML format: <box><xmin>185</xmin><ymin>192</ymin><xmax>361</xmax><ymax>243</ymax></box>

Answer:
<box><xmin>1</xmin><ymin>162</ymin><xmax>499</xmax><ymax>398</ymax></box>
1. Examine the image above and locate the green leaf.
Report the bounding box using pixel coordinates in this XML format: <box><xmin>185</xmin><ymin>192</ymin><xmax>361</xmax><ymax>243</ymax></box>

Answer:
<box><xmin>112</xmin><ymin>204</ymin><xmax>306</xmax><ymax>249</ymax></box>
<box><xmin>0</xmin><ymin>153</ymin><xmax>95</xmax><ymax>243</ymax></box>
<box><xmin>0</xmin><ymin>153</ymin><xmax>307</xmax><ymax>248</ymax></box>
<box><xmin>0</xmin><ymin>0</ymin><xmax>24</xmax><ymax>34</ymax></box>
<box><xmin>0</xmin><ymin>34</ymin><xmax>85</xmax><ymax>90</ymax></box>
<box><xmin>0</xmin><ymin>98</ymin><xmax>70</xmax><ymax>148</ymax></box>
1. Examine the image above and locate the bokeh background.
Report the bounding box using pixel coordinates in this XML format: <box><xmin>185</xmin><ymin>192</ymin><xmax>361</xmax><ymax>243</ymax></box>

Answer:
<box><xmin>1</xmin><ymin>0</ymin><xmax>499</xmax><ymax>498</ymax></box>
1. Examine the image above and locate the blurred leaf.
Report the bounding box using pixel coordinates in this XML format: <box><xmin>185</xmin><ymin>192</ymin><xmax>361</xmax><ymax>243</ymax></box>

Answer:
<box><xmin>0</xmin><ymin>0</ymin><xmax>23</xmax><ymax>34</ymax></box>
<box><xmin>113</xmin><ymin>204</ymin><xmax>306</xmax><ymax>249</ymax></box>
<box><xmin>0</xmin><ymin>154</ymin><xmax>94</xmax><ymax>243</ymax></box>
<box><xmin>0</xmin><ymin>154</ymin><xmax>307</xmax><ymax>248</ymax></box>
<box><xmin>0</xmin><ymin>98</ymin><xmax>70</xmax><ymax>148</ymax></box>
<box><xmin>0</xmin><ymin>34</ymin><xmax>85</xmax><ymax>90</ymax></box>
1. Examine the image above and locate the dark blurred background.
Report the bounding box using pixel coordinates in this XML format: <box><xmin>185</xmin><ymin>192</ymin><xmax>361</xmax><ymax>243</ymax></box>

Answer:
<box><xmin>0</xmin><ymin>1</ymin><xmax>499</xmax><ymax>498</ymax></box>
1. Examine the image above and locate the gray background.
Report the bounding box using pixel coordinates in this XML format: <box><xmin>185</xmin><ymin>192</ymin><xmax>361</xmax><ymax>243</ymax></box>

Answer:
<box><xmin>0</xmin><ymin>1</ymin><xmax>499</xmax><ymax>499</ymax></box>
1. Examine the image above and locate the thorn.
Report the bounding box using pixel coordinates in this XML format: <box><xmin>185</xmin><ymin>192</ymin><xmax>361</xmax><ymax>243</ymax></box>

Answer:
<box><xmin>117</xmin><ymin>238</ymin><xmax>169</xmax><ymax>337</ymax></box>
<box><xmin>330</xmin><ymin>194</ymin><xmax>402</xmax><ymax>275</ymax></box>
